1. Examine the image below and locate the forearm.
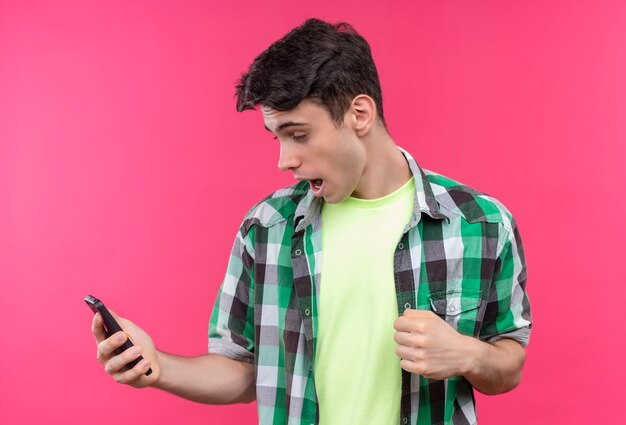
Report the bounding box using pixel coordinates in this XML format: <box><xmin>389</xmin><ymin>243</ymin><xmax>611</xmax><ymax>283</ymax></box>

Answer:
<box><xmin>153</xmin><ymin>352</ymin><xmax>256</xmax><ymax>404</ymax></box>
<box><xmin>462</xmin><ymin>337</ymin><xmax>526</xmax><ymax>395</ymax></box>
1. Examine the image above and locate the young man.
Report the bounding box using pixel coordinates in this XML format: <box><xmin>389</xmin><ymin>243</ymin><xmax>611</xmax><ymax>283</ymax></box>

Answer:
<box><xmin>93</xmin><ymin>19</ymin><xmax>531</xmax><ymax>425</ymax></box>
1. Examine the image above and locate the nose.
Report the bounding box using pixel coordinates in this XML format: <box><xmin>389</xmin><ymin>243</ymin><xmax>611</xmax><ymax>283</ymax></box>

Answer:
<box><xmin>277</xmin><ymin>142</ymin><xmax>301</xmax><ymax>172</ymax></box>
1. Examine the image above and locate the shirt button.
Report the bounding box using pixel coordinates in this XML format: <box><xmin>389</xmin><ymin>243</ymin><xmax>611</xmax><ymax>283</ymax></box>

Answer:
<box><xmin>304</xmin><ymin>308</ymin><xmax>310</xmax><ymax>316</ymax></box>
<box><xmin>404</xmin><ymin>303</ymin><xmax>411</xmax><ymax>310</ymax></box>
<box><xmin>448</xmin><ymin>306</ymin><xmax>456</xmax><ymax>313</ymax></box>
<box><xmin>398</xmin><ymin>242</ymin><xmax>404</xmax><ymax>250</ymax></box>
<box><xmin>295</xmin><ymin>249</ymin><xmax>302</xmax><ymax>256</ymax></box>
<box><xmin>402</xmin><ymin>418</ymin><xmax>408</xmax><ymax>424</ymax></box>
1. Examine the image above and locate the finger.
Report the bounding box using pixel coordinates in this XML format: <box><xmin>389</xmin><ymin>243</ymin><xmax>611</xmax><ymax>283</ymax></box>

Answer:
<box><xmin>104</xmin><ymin>345</ymin><xmax>144</xmax><ymax>375</ymax></box>
<box><xmin>393</xmin><ymin>315</ymin><xmax>426</xmax><ymax>333</ymax></box>
<box><xmin>111</xmin><ymin>357</ymin><xmax>152</xmax><ymax>385</ymax></box>
<box><xmin>393</xmin><ymin>330</ymin><xmax>423</xmax><ymax>348</ymax></box>
<box><xmin>403</xmin><ymin>309</ymin><xmax>435</xmax><ymax>319</ymax></box>
<box><xmin>92</xmin><ymin>312</ymin><xmax>107</xmax><ymax>343</ymax></box>
<box><xmin>393</xmin><ymin>316</ymin><xmax>409</xmax><ymax>332</ymax></box>
<box><xmin>395</xmin><ymin>344</ymin><xmax>426</xmax><ymax>362</ymax></box>
<box><xmin>400</xmin><ymin>359</ymin><xmax>425</xmax><ymax>375</ymax></box>
<box><xmin>96</xmin><ymin>331</ymin><xmax>128</xmax><ymax>364</ymax></box>
<box><xmin>395</xmin><ymin>344</ymin><xmax>413</xmax><ymax>361</ymax></box>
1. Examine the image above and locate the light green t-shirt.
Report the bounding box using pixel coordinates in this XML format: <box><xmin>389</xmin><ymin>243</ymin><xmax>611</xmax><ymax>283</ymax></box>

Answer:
<box><xmin>315</xmin><ymin>177</ymin><xmax>415</xmax><ymax>424</ymax></box>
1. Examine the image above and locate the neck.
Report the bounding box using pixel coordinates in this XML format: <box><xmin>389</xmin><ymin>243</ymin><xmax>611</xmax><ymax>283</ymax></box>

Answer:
<box><xmin>351</xmin><ymin>128</ymin><xmax>412</xmax><ymax>200</ymax></box>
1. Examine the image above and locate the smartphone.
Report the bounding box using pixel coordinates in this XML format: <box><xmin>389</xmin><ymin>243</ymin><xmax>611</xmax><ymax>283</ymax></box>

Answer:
<box><xmin>84</xmin><ymin>295</ymin><xmax>152</xmax><ymax>376</ymax></box>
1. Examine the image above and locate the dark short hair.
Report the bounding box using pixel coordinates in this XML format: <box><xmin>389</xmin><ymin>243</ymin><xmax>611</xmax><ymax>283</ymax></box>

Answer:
<box><xmin>235</xmin><ymin>18</ymin><xmax>386</xmax><ymax>127</ymax></box>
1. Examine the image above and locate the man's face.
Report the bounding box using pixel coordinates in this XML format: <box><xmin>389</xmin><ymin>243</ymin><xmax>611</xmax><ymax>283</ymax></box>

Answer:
<box><xmin>262</xmin><ymin>100</ymin><xmax>367</xmax><ymax>204</ymax></box>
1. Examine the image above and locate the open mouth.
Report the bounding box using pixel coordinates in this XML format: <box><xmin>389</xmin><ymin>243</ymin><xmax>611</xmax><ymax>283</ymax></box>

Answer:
<box><xmin>309</xmin><ymin>179</ymin><xmax>324</xmax><ymax>196</ymax></box>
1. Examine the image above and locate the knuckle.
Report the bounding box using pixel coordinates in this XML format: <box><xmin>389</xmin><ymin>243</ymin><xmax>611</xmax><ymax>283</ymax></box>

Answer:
<box><xmin>397</xmin><ymin>347</ymin><xmax>414</xmax><ymax>362</ymax></box>
<box><xmin>405</xmin><ymin>309</ymin><xmax>420</xmax><ymax>318</ymax></box>
<box><xmin>97</xmin><ymin>339</ymin><xmax>109</xmax><ymax>354</ymax></box>
<box><xmin>126</xmin><ymin>347</ymin><xmax>141</xmax><ymax>360</ymax></box>
<box><xmin>400</xmin><ymin>359</ymin><xmax>418</xmax><ymax>374</ymax></box>
<box><xmin>134</xmin><ymin>360</ymin><xmax>149</xmax><ymax>374</ymax></box>
<box><xmin>114</xmin><ymin>371</ymin><xmax>134</xmax><ymax>385</ymax></box>
<box><xmin>112</xmin><ymin>331</ymin><xmax>125</xmax><ymax>343</ymax></box>
<box><xmin>104</xmin><ymin>360</ymin><xmax>118</xmax><ymax>375</ymax></box>
<box><xmin>96</xmin><ymin>345</ymin><xmax>107</xmax><ymax>363</ymax></box>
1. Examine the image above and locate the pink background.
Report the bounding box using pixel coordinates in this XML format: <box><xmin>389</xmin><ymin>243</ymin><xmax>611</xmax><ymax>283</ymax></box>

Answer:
<box><xmin>1</xmin><ymin>1</ymin><xmax>625</xmax><ymax>424</ymax></box>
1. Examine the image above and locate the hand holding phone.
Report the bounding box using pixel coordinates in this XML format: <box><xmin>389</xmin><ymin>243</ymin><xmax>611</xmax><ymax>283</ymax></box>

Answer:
<box><xmin>85</xmin><ymin>295</ymin><xmax>153</xmax><ymax>376</ymax></box>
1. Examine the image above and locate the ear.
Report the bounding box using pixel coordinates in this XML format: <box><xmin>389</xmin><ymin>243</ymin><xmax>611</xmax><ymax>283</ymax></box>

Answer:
<box><xmin>347</xmin><ymin>95</ymin><xmax>377</xmax><ymax>136</ymax></box>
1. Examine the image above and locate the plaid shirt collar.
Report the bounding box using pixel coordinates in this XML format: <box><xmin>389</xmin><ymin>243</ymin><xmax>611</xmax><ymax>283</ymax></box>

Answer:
<box><xmin>294</xmin><ymin>147</ymin><xmax>450</xmax><ymax>233</ymax></box>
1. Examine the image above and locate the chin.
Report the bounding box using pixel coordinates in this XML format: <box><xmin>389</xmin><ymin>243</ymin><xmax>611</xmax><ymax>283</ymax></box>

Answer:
<box><xmin>324</xmin><ymin>192</ymin><xmax>348</xmax><ymax>204</ymax></box>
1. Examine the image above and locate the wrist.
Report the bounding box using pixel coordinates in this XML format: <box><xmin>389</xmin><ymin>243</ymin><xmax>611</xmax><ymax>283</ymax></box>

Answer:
<box><xmin>459</xmin><ymin>335</ymin><xmax>489</xmax><ymax>378</ymax></box>
<box><xmin>149</xmin><ymin>349</ymin><xmax>165</xmax><ymax>389</ymax></box>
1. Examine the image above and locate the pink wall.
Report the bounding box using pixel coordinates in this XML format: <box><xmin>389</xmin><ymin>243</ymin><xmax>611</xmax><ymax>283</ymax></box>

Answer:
<box><xmin>1</xmin><ymin>0</ymin><xmax>625</xmax><ymax>423</ymax></box>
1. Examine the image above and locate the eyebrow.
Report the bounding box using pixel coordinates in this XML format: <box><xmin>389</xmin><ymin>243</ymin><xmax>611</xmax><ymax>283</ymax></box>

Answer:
<box><xmin>264</xmin><ymin>121</ymin><xmax>309</xmax><ymax>133</ymax></box>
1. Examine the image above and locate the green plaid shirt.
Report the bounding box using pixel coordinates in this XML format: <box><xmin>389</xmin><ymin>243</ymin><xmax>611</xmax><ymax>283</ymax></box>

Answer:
<box><xmin>209</xmin><ymin>148</ymin><xmax>531</xmax><ymax>425</ymax></box>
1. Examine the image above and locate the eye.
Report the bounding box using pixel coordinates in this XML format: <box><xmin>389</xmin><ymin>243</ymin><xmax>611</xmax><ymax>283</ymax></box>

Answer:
<box><xmin>292</xmin><ymin>133</ymin><xmax>307</xmax><ymax>141</ymax></box>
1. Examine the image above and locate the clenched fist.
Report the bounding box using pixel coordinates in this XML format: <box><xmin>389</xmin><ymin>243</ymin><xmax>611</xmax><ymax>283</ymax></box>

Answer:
<box><xmin>393</xmin><ymin>309</ymin><xmax>484</xmax><ymax>381</ymax></box>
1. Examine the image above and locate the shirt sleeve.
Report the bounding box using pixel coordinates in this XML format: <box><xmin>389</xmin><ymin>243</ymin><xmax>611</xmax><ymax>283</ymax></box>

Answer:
<box><xmin>479</xmin><ymin>217</ymin><xmax>532</xmax><ymax>347</ymax></box>
<box><xmin>208</xmin><ymin>224</ymin><xmax>256</xmax><ymax>364</ymax></box>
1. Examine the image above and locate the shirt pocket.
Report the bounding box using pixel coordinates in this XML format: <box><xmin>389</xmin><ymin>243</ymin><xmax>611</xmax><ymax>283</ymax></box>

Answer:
<box><xmin>428</xmin><ymin>289</ymin><xmax>484</xmax><ymax>336</ymax></box>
